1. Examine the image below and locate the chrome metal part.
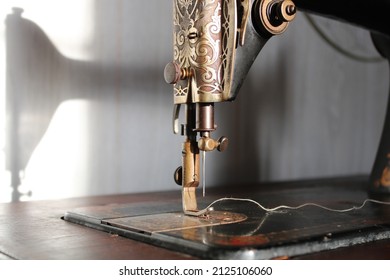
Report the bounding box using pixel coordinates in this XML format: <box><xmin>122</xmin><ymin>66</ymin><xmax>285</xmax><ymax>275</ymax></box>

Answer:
<box><xmin>252</xmin><ymin>0</ymin><xmax>296</xmax><ymax>36</ymax></box>
<box><xmin>172</xmin><ymin>104</ymin><xmax>181</xmax><ymax>134</ymax></box>
<box><xmin>196</xmin><ymin>103</ymin><xmax>215</xmax><ymax>132</ymax></box>
<box><xmin>198</xmin><ymin>136</ymin><xmax>218</xmax><ymax>152</ymax></box>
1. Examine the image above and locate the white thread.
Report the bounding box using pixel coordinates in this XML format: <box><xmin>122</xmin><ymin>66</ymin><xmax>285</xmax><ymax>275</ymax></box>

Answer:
<box><xmin>194</xmin><ymin>197</ymin><xmax>390</xmax><ymax>216</ymax></box>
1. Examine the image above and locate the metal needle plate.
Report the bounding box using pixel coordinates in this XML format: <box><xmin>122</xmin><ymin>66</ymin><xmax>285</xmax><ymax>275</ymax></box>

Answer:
<box><xmin>64</xmin><ymin>179</ymin><xmax>390</xmax><ymax>259</ymax></box>
<box><xmin>103</xmin><ymin>211</ymin><xmax>247</xmax><ymax>234</ymax></box>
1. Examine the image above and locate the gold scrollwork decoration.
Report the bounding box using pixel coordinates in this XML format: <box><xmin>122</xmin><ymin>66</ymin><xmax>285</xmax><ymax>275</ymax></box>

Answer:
<box><xmin>172</xmin><ymin>0</ymin><xmax>237</xmax><ymax>104</ymax></box>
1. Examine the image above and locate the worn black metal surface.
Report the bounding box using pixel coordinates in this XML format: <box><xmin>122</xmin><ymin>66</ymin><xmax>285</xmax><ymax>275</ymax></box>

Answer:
<box><xmin>293</xmin><ymin>1</ymin><xmax>390</xmax><ymax>195</ymax></box>
<box><xmin>294</xmin><ymin>0</ymin><xmax>390</xmax><ymax>36</ymax></box>
<box><xmin>370</xmin><ymin>34</ymin><xmax>390</xmax><ymax>194</ymax></box>
<box><xmin>64</xmin><ymin>178</ymin><xmax>390</xmax><ymax>259</ymax></box>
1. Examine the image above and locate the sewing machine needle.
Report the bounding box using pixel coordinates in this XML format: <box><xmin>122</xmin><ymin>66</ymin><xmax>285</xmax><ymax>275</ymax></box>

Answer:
<box><xmin>202</xmin><ymin>150</ymin><xmax>206</xmax><ymax>197</ymax></box>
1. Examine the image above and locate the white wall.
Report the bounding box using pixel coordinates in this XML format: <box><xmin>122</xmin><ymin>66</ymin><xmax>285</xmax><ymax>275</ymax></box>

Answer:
<box><xmin>1</xmin><ymin>0</ymin><xmax>388</xmax><ymax>201</ymax></box>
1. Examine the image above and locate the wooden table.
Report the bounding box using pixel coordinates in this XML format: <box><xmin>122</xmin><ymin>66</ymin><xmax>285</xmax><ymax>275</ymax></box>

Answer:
<box><xmin>1</xmin><ymin>177</ymin><xmax>390</xmax><ymax>260</ymax></box>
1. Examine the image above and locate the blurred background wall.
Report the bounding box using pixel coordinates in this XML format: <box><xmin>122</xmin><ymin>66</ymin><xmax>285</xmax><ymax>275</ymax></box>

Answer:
<box><xmin>0</xmin><ymin>0</ymin><xmax>388</xmax><ymax>202</ymax></box>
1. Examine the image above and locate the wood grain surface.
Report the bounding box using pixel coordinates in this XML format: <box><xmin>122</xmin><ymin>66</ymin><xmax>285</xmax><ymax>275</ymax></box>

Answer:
<box><xmin>1</xmin><ymin>177</ymin><xmax>390</xmax><ymax>260</ymax></box>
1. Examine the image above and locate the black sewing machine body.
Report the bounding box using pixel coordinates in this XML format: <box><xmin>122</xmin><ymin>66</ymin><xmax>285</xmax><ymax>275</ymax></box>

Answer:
<box><xmin>295</xmin><ymin>0</ymin><xmax>390</xmax><ymax>196</ymax></box>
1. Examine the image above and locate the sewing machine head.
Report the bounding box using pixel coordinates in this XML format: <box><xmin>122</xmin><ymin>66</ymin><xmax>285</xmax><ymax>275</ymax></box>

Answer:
<box><xmin>164</xmin><ymin>0</ymin><xmax>296</xmax><ymax>214</ymax></box>
<box><xmin>164</xmin><ymin>0</ymin><xmax>390</xmax><ymax>216</ymax></box>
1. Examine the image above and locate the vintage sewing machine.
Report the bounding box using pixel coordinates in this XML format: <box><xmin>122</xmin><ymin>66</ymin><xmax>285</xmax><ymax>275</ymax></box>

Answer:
<box><xmin>164</xmin><ymin>0</ymin><xmax>390</xmax><ymax>214</ymax></box>
<box><xmin>65</xmin><ymin>0</ymin><xmax>390</xmax><ymax>259</ymax></box>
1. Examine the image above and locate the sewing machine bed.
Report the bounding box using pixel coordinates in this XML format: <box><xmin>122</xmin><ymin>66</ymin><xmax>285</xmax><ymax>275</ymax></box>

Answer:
<box><xmin>63</xmin><ymin>177</ymin><xmax>390</xmax><ymax>259</ymax></box>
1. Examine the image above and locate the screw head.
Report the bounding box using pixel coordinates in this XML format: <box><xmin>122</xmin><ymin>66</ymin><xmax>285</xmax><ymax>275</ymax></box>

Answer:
<box><xmin>217</xmin><ymin>136</ymin><xmax>229</xmax><ymax>152</ymax></box>
<box><xmin>174</xmin><ymin>166</ymin><xmax>183</xmax><ymax>186</ymax></box>
<box><xmin>278</xmin><ymin>0</ymin><xmax>296</xmax><ymax>22</ymax></box>
<box><xmin>164</xmin><ymin>62</ymin><xmax>181</xmax><ymax>84</ymax></box>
